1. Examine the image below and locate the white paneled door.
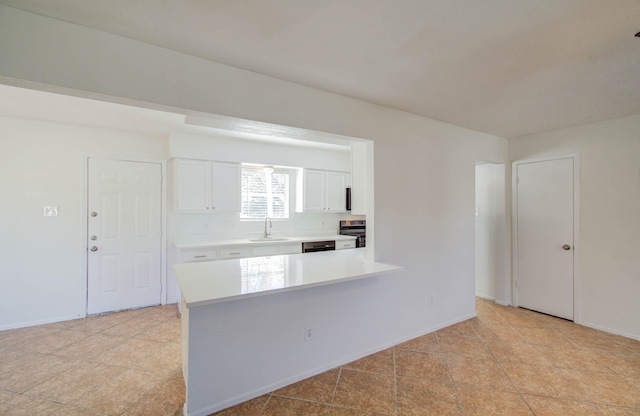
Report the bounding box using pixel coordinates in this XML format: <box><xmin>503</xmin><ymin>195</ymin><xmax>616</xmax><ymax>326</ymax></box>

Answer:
<box><xmin>87</xmin><ymin>158</ymin><xmax>162</xmax><ymax>315</ymax></box>
<box><xmin>516</xmin><ymin>157</ymin><xmax>574</xmax><ymax>320</ymax></box>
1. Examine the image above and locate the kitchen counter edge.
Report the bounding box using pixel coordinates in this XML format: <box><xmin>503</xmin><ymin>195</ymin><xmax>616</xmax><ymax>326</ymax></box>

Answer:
<box><xmin>174</xmin><ymin>249</ymin><xmax>402</xmax><ymax>308</ymax></box>
<box><xmin>174</xmin><ymin>234</ymin><xmax>357</xmax><ymax>249</ymax></box>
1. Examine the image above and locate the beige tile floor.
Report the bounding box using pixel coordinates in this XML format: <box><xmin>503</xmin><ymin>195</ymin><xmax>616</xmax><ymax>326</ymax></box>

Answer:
<box><xmin>0</xmin><ymin>305</ymin><xmax>184</xmax><ymax>416</ymax></box>
<box><xmin>1</xmin><ymin>298</ymin><xmax>639</xmax><ymax>415</ymax></box>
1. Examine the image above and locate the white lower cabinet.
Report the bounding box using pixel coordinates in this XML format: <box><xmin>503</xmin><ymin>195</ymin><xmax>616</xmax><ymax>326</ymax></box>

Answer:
<box><xmin>180</xmin><ymin>248</ymin><xmax>217</xmax><ymax>262</ymax></box>
<box><xmin>178</xmin><ymin>242</ymin><xmax>304</xmax><ymax>267</ymax></box>
<box><xmin>336</xmin><ymin>240</ymin><xmax>356</xmax><ymax>250</ymax></box>
<box><xmin>219</xmin><ymin>247</ymin><xmax>252</xmax><ymax>259</ymax></box>
<box><xmin>251</xmin><ymin>246</ymin><xmax>279</xmax><ymax>257</ymax></box>
<box><xmin>278</xmin><ymin>243</ymin><xmax>302</xmax><ymax>254</ymax></box>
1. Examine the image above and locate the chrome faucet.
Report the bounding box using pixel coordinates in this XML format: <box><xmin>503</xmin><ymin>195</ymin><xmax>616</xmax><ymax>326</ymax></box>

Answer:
<box><xmin>264</xmin><ymin>216</ymin><xmax>272</xmax><ymax>239</ymax></box>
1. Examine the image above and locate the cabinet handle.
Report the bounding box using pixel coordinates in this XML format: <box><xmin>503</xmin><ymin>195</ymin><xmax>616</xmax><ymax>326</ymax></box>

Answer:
<box><xmin>230</xmin><ymin>252</ymin><xmax>241</xmax><ymax>255</ymax></box>
<box><xmin>194</xmin><ymin>255</ymin><xmax>206</xmax><ymax>258</ymax></box>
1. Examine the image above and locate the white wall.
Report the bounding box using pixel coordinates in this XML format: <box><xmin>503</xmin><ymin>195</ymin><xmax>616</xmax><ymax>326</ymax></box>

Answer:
<box><xmin>475</xmin><ymin>163</ymin><xmax>506</xmax><ymax>302</ymax></box>
<box><xmin>0</xmin><ymin>116</ymin><xmax>167</xmax><ymax>329</ymax></box>
<box><xmin>510</xmin><ymin>113</ymin><xmax>640</xmax><ymax>339</ymax></box>
<box><xmin>0</xmin><ymin>3</ymin><xmax>508</xmax><ymax>384</ymax></box>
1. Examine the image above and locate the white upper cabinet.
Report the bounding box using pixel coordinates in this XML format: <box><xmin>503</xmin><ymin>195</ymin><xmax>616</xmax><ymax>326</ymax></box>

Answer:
<box><xmin>326</xmin><ymin>171</ymin><xmax>347</xmax><ymax>211</ymax></box>
<box><xmin>174</xmin><ymin>159</ymin><xmax>240</xmax><ymax>213</ymax></box>
<box><xmin>303</xmin><ymin>169</ymin><xmax>326</xmax><ymax>212</ymax></box>
<box><xmin>211</xmin><ymin>162</ymin><xmax>241</xmax><ymax>212</ymax></box>
<box><xmin>176</xmin><ymin>159</ymin><xmax>211</xmax><ymax>212</ymax></box>
<box><xmin>303</xmin><ymin>169</ymin><xmax>347</xmax><ymax>212</ymax></box>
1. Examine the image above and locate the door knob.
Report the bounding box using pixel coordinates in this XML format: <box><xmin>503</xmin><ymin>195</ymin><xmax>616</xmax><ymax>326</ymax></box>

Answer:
<box><xmin>91</xmin><ymin>212</ymin><xmax>98</xmax><ymax>217</ymax></box>
<box><xmin>90</xmin><ymin>235</ymin><xmax>97</xmax><ymax>241</ymax></box>
<box><xmin>562</xmin><ymin>244</ymin><xmax>571</xmax><ymax>251</ymax></box>
<box><xmin>90</xmin><ymin>246</ymin><xmax>98</xmax><ymax>252</ymax></box>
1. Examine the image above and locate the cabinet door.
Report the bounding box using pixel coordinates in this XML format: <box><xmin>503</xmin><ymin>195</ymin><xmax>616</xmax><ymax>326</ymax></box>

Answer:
<box><xmin>326</xmin><ymin>172</ymin><xmax>347</xmax><ymax>212</ymax></box>
<box><xmin>336</xmin><ymin>239</ymin><xmax>356</xmax><ymax>250</ymax></box>
<box><xmin>180</xmin><ymin>248</ymin><xmax>217</xmax><ymax>262</ymax></box>
<box><xmin>176</xmin><ymin>160</ymin><xmax>211</xmax><ymax>212</ymax></box>
<box><xmin>279</xmin><ymin>243</ymin><xmax>302</xmax><ymax>254</ymax></box>
<box><xmin>218</xmin><ymin>247</ymin><xmax>251</xmax><ymax>259</ymax></box>
<box><xmin>252</xmin><ymin>246</ymin><xmax>279</xmax><ymax>257</ymax></box>
<box><xmin>303</xmin><ymin>170</ymin><xmax>326</xmax><ymax>212</ymax></box>
<box><xmin>212</xmin><ymin>162</ymin><xmax>241</xmax><ymax>212</ymax></box>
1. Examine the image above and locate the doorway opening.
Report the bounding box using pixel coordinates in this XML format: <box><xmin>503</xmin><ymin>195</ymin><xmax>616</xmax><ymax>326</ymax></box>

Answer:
<box><xmin>475</xmin><ymin>162</ymin><xmax>506</xmax><ymax>303</ymax></box>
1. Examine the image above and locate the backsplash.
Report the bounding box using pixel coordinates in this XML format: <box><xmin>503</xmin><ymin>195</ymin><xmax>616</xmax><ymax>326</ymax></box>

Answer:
<box><xmin>170</xmin><ymin>210</ymin><xmax>365</xmax><ymax>242</ymax></box>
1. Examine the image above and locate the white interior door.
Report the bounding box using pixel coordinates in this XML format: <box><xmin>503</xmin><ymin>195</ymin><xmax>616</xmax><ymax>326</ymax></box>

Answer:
<box><xmin>88</xmin><ymin>158</ymin><xmax>162</xmax><ymax>315</ymax></box>
<box><xmin>516</xmin><ymin>157</ymin><xmax>574</xmax><ymax>320</ymax></box>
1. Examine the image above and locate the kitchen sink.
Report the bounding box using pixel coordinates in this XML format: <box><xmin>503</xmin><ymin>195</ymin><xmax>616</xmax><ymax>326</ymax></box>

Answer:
<box><xmin>249</xmin><ymin>238</ymin><xmax>291</xmax><ymax>242</ymax></box>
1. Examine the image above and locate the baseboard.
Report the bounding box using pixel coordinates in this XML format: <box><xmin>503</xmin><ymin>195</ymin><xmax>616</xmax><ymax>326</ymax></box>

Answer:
<box><xmin>0</xmin><ymin>314</ymin><xmax>83</xmax><ymax>332</ymax></box>
<box><xmin>475</xmin><ymin>293</ymin><xmax>495</xmax><ymax>301</ymax></box>
<box><xmin>186</xmin><ymin>312</ymin><xmax>477</xmax><ymax>416</ymax></box>
<box><xmin>580</xmin><ymin>321</ymin><xmax>640</xmax><ymax>341</ymax></box>
<box><xmin>494</xmin><ymin>299</ymin><xmax>510</xmax><ymax>306</ymax></box>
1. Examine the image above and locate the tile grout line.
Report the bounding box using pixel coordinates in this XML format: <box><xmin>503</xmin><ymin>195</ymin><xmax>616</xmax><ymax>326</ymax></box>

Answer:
<box><xmin>437</xmin><ymin>332</ymin><xmax>467</xmax><ymax>415</ymax></box>
<box><xmin>328</xmin><ymin>366</ymin><xmax>342</xmax><ymax>411</ymax></box>
<box><xmin>487</xmin><ymin>334</ymin><xmax>536</xmax><ymax>415</ymax></box>
<box><xmin>257</xmin><ymin>393</ymin><xmax>272</xmax><ymax>416</ymax></box>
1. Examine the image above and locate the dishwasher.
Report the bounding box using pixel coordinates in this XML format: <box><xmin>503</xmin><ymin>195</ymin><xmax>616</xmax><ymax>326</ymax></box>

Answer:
<box><xmin>301</xmin><ymin>240</ymin><xmax>336</xmax><ymax>253</ymax></box>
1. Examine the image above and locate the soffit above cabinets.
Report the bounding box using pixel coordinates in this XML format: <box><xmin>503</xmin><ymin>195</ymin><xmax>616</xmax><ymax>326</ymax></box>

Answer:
<box><xmin>0</xmin><ymin>84</ymin><xmax>355</xmax><ymax>150</ymax></box>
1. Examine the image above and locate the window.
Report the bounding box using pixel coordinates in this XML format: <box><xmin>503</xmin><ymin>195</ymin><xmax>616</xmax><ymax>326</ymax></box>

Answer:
<box><xmin>241</xmin><ymin>166</ymin><xmax>290</xmax><ymax>219</ymax></box>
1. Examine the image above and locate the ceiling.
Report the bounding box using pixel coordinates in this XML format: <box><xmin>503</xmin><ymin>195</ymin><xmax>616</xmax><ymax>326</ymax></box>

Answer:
<box><xmin>1</xmin><ymin>0</ymin><xmax>639</xmax><ymax>138</ymax></box>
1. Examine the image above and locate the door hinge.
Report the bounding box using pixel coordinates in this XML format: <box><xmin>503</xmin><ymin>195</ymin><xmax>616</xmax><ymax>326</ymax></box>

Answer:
<box><xmin>516</xmin><ymin>176</ymin><xmax>520</xmax><ymax>184</ymax></box>
<box><xmin>515</xmin><ymin>280</ymin><xmax>519</xmax><ymax>288</ymax></box>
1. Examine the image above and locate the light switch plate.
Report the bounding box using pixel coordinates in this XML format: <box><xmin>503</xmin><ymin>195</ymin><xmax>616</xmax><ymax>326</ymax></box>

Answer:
<box><xmin>44</xmin><ymin>206</ymin><xmax>58</xmax><ymax>217</ymax></box>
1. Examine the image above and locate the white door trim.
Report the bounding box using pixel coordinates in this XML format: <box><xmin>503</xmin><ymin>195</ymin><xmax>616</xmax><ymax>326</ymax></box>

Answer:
<box><xmin>81</xmin><ymin>154</ymin><xmax>167</xmax><ymax>317</ymax></box>
<box><xmin>511</xmin><ymin>153</ymin><xmax>581</xmax><ymax>323</ymax></box>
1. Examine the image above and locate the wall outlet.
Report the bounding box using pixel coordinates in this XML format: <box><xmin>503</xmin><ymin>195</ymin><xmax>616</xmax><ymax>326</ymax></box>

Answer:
<box><xmin>428</xmin><ymin>294</ymin><xmax>436</xmax><ymax>305</ymax></box>
<box><xmin>203</xmin><ymin>222</ymin><xmax>209</xmax><ymax>231</ymax></box>
<box><xmin>304</xmin><ymin>327</ymin><xmax>313</xmax><ymax>342</ymax></box>
<box><xmin>44</xmin><ymin>206</ymin><xmax>58</xmax><ymax>217</ymax></box>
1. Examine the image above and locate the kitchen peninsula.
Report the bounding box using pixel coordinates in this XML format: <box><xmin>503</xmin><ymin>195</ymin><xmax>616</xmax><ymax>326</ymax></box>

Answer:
<box><xmin>174</xmin><ymin>248</ymin><xmax>401</xmax><ymax>416</ymax></box>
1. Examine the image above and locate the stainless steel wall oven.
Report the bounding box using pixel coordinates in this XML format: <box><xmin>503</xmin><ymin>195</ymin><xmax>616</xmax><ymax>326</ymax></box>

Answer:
<box><xmin>339</xmin><ymin>220</ymin><xmax>366</xmax><ymax>247</ymax></box>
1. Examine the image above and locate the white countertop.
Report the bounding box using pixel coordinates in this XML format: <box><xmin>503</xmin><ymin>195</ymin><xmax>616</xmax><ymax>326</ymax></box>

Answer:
<box><xmin>175</xmin><ymin>234</ymin><xmax>356</xmax><ymax>249</ymax></box>
<box><xmin>174</xmin><ymin>248</ymin><xmax>402</xmax><ymax>308</ymax></box>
